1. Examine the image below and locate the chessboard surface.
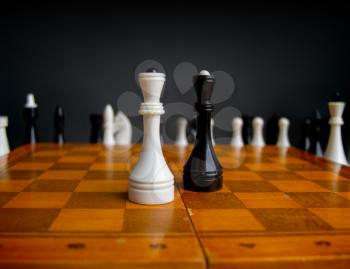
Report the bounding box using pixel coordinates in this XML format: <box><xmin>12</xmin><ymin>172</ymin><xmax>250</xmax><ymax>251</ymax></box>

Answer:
<box><xmin>1</xmin><ymin>144</ymin><xmax>350</xmax><ymax>268</ymax></box>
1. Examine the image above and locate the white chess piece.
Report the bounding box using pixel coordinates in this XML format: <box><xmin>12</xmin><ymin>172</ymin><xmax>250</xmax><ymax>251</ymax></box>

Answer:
<box><xmin>175</xmin><ymin>117</ymin><xmax>188</xmax><ymax>146</ymax></box>
<box><xmin>230</xmin><ymin>117</ymin><xmax>244</xmax><ymax>148</ymax></box>
<box><xmin>103</xmin><ymin>104</ymin><xmax>115</xmax><ymax>147</ymax></box>
<box><xmin>324</xmin><ymin>102</ymin><xmax>348</xmax><ymax>165</ymax></box>
<box><xmin>0</xmin><ymin>116</ymin><xmax>10</xmax><ymax>157</ymax></box>
<box><xmin>211</xmin><ymin>118</ymin><xmax>215</xmax><ymax>146</ymax></box>
<box><xmin>251</xmin><ymin>117</ymin><xmax>265</xmax><ymax>147</ymax></box>
<box><xmin>114</xmin><ymin>110</ymin><xmax>132</xmax><ymax>145</ymax></box>
<box><xmin>276</xmin><ymin>117</ymin><xmax>291</xmax><ymax>148</ymax></box>
<box><xmin>25</xmin><ymin>93</ymin><xmax>38</xmax><ymax>108</ymax></box>
<box><xmin>129</xmin><ymin>69</ymin><xmax>174</xmax><ymax>205</ymax></box>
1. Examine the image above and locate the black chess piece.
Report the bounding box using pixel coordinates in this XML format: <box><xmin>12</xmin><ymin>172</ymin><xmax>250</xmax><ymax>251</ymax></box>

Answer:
<box><xmin>89</xmin><ymin>114</ymin><xmax>103</xmax><ymax>143</ymax></box>
<box><xmin>299</xmin><ymin>118</ymin><xmax>312</xmax><ymax>151</ymax></box>
<box><xmin>265</xmin><ymin>113</ymin><xmax>280</xmax><ymax>144</ymax></box>
<box><xmin>242</xmin><ymin>115</ymin><xmax>253</xmax><ymax>144</ymax></box>
<box><xmin>309</xmin><ymin>109</ymin><xmax>323</xmax><ymax>156</ymax></box>
<box><xmin>23</xmin><ymin>104</ymin><xmax>39</xmax><ymax>144</ymax></box>
<box><xmin>183</xmin><ymin>71</ymin><xmax>223</xmax><ymax>192</ymax></box>
<box><xmin>54</xmin><ymin>105</ymin><xmax>65</xmax><ymax>144</ymax></box>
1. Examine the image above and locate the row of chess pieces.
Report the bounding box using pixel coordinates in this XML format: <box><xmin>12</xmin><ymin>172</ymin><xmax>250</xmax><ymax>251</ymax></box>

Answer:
<box><xmin>0</xmin><ymin>93</ymin><xmax>348</xmax><ymax>166</ymax></box>
<box><xmin>0</xmin><ymin>68</ymin><xmax>348</xmax><ymax>205</ymax></box>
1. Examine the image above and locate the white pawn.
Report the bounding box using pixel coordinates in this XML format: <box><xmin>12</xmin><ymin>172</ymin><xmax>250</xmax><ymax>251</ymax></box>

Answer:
<box><xmin>0</xmin><ymin>116</ymin><xmax>10</xmax><ymax>157</ymax></box>
<box><xmin>324</xmin><ymin>102</ymin><xmax>348</xmax><ymax>165</ymax></box>
<box><xmin>114</xmin><ymin>110</ymin><xmax>132</xmax><ymax>146</ymax></box>
<box><xmin>211</xmin><ymin>118</ymin><xmax>215</xmax><ymax>146</ymax></box>
<box><xmin>251</xmin><ymin>117</ymin><xmax>265</xmax><ymax>147</ymax></box>
<box><xmin>276</xmin><ymin>117</ymin><xmax>291</xmax><ymax>148</ymax></box>
<box><xmin>175</xmin><ymin>117</ymin><xmax>188</xmax><ymax>146</ymax></box>
<box><xmin>230</xmin><ymin>117</ymin><xmax>244</xmax><ymax>148</ymax></box>
<box><xmin>103</xmin><ymin>104</ymin><xmax>115</xmax><ymax>147</ymax></box>
<box><xmin>25</xmin><ymin>93</ymin><xmax>38</xmax><ymax>108</ymax></box>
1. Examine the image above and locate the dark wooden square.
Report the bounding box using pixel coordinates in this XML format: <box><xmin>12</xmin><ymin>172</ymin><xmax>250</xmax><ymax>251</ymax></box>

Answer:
<box><xmin>24</xmin><ymin>180</ymin><xmax>80</xmax><ymax>192</ymax></box>
<box><xmin>83</xmin><ymin>171</ymin><xmax>129</xmax><ymax>180</ymax></box>
<box><xmin>0</xmin><ymin>208</ymin><xmax>59</xmax><ymax>232</ymax></box>
<box><xmin>0</xmin><ymin>192</ymin><xmax>18</xmax><ymax>207</ymax></box>
<box><xmin>225</xmin><ymin>180</ymin><xmax>279</xmax><ymax>192</ymax></box>
<box><xmin>313</xmin><ymin>180</ymin><xmax>350</xmax><ymax>192</ymax></box>
<box><xmin>182</xmin><ymin>193</ymin><xmax>245</xmax><ymax>209</ymax></box>
<box><xmin>256</xmin><ymin>172</ymin><xmax>305</xmax><ymax>180</ymax></box>
<box><xmin>0</xmin><ymin>171</ymin><xmax>44</xmax><ymax>180</ymax></box>
<box><xmin>251</xmin><ymin>208</ymin><xmax>333</xmax><ymax>231</ymax></box>
<box><xmin>49</xmin><ymin>163</ymin><xmax>92</xmax><ymax>170</ymax></box>
<box><xmin>287</xmin><ymin>192</ymin><xmax>350</xmax><ymax>208</ymax></box>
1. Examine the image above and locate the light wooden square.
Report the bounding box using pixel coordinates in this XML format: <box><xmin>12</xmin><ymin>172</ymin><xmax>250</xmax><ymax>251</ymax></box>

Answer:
<box><xmin>190</xmin><ymin>209</ymin><xmax>264</xmax><ymax>232</ymax></box>
<box><xmin>235</xmin><ymin>192</ymin><xmax>302</xmax><ymax>208</ymax></box>
<box><xmin>49</xmin><ymin>209</ymin><xmax>124</xmax><ymax>232</ymax></box>
<box><xmin>268</xmin><ymin>180</ymin><xmax>330</xmax><ymax>192</ymax></box>
<box><xmin>3</xmin><ymin>192</ymin><xmax>71</xmax><ymax>208</ymax></box>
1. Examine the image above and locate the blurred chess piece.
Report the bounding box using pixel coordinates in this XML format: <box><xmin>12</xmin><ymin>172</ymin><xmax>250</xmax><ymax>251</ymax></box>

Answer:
<box><xmin>89</xmin><ymin>114</ymin><xmax>103</xmax><ymax>143</ymax></box>
<box><xmin>188</xmin><ymin>117</ymin><xmax>197</xmax><ymax>143</ymax></box>
<box><xmin>103</xmin><ymin>104</ymin><xmax>115</xmax><ymax>147</ymax></box>
<box><xmin>175</xmin><ymin>117</ymin><xmax>188</xmax><ymax>146</ymax></box>
<box><xmin>23</xmin><ymin>93</ymin><xmax>39</xmax><ymax>144</ymax></box>
<box><xmin>276</xmin><ymin>117</ymin><xmax>291</xmax><ymax>148</ymax></box>
<box><xmin>230</xmin><ymin>117</ymin><xmax>244</xmax><ymax>148</ymax></box>
<box><xmin>53</xmin><ymin>105</ymin><xmax>65</xmax><ymax>144</ymax></box>
<box><xmin>0</xmin><ymin>116</ymin><xmax>10</xmax><ymax>156</ymax></box>
<box><xmin>251</xmin><ymin>117</ymin><xmax>265</xmax><ymax>147</ymax></box>
<box><xmin>309</xmin><ymin>109</ymin><xmax>323</xmax><ymax>157</ymax></box>
<box><xmin>299</xmin><ymin>118</ymin><xmax>312</xmax><ymax>151</ymax></box>
<box><xmin>265</xmin><ymin>113</ymin><xmax>280</xmax><ymax>144</ymax></box>
<box><xmin>324</xmin><ymin>94</ymin><xmax>348</xmax><ymax>165</ymax></box>
<box><xmin>211</xmin><ymin>118</ymin><xmax>215</xmax><ymax>146</ymax></box>
<box><xmin>114</xmin><ymin>110</ymin><xmax>132</xmax><ymax>146</ymax></box>
<box><xmin>242</xmin><ymin>115</ymin><xmax>253</xmax><ymax>144</ymax></box>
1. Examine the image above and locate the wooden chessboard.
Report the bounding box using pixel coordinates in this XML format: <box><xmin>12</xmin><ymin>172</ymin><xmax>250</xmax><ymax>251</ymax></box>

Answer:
<box><xmin>1</xmin><ymin>143</ymin><xmax>350</xmax><ymax>268</ymax></box>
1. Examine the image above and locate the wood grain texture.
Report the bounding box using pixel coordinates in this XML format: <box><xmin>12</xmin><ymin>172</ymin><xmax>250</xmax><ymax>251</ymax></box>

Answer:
<box><xmin>1</xmin><ymin>143</ymin><xmax>350</xmax><ymax>268</ymax></box>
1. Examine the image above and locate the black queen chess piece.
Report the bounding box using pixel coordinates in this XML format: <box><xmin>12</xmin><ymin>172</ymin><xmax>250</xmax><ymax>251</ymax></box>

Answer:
<box><xmin>183</xmin><ymin>70</ymin><xmax>223</xmax><ymax>192</ymax></box>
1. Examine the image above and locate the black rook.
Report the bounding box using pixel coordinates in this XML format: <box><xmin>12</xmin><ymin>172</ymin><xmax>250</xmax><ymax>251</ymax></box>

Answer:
<box><xmin>183</xmin><ymin>71</ymin><xmax>223</xmax><ymax>192</ymax></box>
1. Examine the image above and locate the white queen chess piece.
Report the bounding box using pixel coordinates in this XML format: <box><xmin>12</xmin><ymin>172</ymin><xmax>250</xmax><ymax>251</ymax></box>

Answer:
<box><xmin>276</xmin><ymin>117</ymin><xmax>291</xmax><ymax>148</ymax></box>
<box><xmin>251</xmin><ymin>117</ymin><xmax>265</xmax><ymax>147</ymax></box>
<box><xmin>128</xmin><ymin>68</ymin><xmax>174</xmax><ymax>204</ymax></box>
<box><xmin>175</xmin><ymin>117</ymin><xmax>188</xmax><ymax>146</ymax></box>
<box><xmin>114</xmin><ymin>110</ymin><xmax>132</xmax><ymax>146</ymax></box>
<box><xmin>324</xmin><ymin>101</ymin><xmax>348</xmax><ymax>165</ymax></box>
<box><xmin>0</xmin><ymin>116</ymin><xmax>10</xmax><ymax>157</ymax></box>
<box><xmin>230</xmin><ymin>117</ymin><xmax>244</xmax><ymax>148</ymax></box>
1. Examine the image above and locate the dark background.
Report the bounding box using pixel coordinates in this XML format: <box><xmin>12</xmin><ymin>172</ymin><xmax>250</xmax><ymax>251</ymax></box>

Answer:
<box><xmin>1</xmin><ymin>2</ymin><xmax>349</xmax><ymax>156</ymax></box>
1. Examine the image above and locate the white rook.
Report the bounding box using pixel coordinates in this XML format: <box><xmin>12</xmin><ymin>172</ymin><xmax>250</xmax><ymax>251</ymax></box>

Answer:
<box><xmin>128</xmin><ymin>68</ymin><xmax>174</xmax><ymax>204</ymax></box>
<box><xmin>0</xmin><ymin>116</ymin><xmax>10</xmax><ymax>157</ymax></box>
<box><xmin>324</xmin><ymin>102</ymin><xmax>348</xmax><ymax>165</ymax></box>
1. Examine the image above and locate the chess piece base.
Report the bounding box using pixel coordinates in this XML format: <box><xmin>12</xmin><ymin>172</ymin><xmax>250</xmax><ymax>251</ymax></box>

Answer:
<box><xmin>183</xmin><ymin>171</ymin><xmax>223</xmax><ymax>192</ymax></box>
<box><xmin>128</xmin><ymin>180</ymin><xmax>174</xmax><ymax>205</ymax></box>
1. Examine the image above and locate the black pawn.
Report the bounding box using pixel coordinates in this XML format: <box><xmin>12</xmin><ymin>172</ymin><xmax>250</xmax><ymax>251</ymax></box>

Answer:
<box><xmin>54</xmin><ymin>106</ymin><xmax>65</xmax><ymax>144</ymax></box>
<box><xmin>309</xmin><ymin>109</ymin><xmax>323</xmax><ymax>156</ymax></box>
<box><xmin>89</xmin><ymin>114</ymin><xmax>103</xmax><ymax>143</ymax></box>
<box><xmin>23</xmin><ymin>105</ymin><xmax>39</xmax><ymax>144</ymax></box>
<box><xmin>265</xmin><ymin>113</ymin><xmax>280</xmax><ymax>144</ymax></box>
<box><xmin>299</xmin><ymin>118</ymin><xmax>312</xmax><ymax>151</ymax></box>
<box><xmin>183</xmin><ymin>71</ymin><xmax>223</xmax><ymax>192</ymax></box>
<box><xmin>242</xmin><ymin>115</ymin><xmax>253</xmax><ymax>144</ymax></box>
